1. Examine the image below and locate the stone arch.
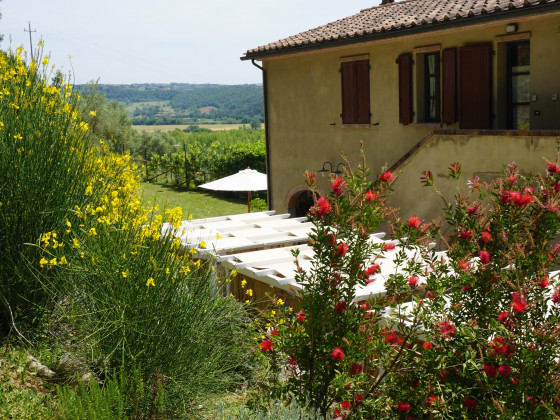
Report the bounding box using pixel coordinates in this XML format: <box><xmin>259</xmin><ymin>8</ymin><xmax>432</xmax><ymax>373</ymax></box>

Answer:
<box><xmin>286</xmin><ymin>184</ymin><xmax>315</xmax><ymax>218</ymax></box>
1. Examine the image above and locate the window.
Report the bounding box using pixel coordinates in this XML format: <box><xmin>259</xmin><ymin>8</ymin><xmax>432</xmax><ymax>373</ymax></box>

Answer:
<box><xmin>411</xmin><ymin>47</ymin><xmax>457</xmax><ymax>125</ymax></box>
<box><xmin>507</xmin><ymin>41</ymin><xmax>530</xmax><ymax>129</ymax></box>
<box><xmin>424</xmin><ymin>52</ymin><xmax>441</xmax><ymax>122</ymax></box>
<box><xmin>340</xmin><ymin>56</ymin><xmax>370</xmax><ymax>125</ymax></box>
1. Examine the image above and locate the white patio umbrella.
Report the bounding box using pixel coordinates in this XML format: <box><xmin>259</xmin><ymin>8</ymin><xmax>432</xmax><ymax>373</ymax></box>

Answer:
<box><xmin>198</xmin><ymin>168</ymin><xmax>267</xmax><ymax>212</ymax></box>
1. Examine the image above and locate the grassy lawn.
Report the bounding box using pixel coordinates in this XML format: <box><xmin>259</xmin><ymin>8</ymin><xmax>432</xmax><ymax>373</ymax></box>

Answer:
<box><xmin>141</xmin><ymin>182</ymin><xmax>248</xmax><ymax>219</ymax></box>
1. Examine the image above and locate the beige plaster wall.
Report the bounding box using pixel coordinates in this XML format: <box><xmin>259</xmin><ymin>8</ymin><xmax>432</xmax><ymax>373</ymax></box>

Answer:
<box><xmin>262</xmin><ymin>12</ymin><xmax>560</xmax><ymax>215</ymax></box>
<box><xmin>389</xmin><ymin>133</ymin><xmax>559</xmax><ymax>224</ymax></box>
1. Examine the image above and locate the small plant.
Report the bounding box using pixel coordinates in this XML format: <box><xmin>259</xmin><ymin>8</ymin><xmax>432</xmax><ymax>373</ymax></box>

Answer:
<box><xmin>216</xmin><ymin>399</ymin><xmax>326</xmax><ymax>420</ymax></box>
<box><xmin>250</xmin><ymin>197</ymin><xmax>268</xmax><ymax>212</ymax></box>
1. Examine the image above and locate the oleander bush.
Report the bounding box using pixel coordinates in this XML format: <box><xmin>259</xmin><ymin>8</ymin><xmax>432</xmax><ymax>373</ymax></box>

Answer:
<box><xmin>254</xmin><ymin>146</ymin><xmax>560</xmax><ymax>418</ymax></box>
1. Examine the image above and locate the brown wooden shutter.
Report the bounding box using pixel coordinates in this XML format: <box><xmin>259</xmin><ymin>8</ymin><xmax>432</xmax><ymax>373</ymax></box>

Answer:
<box><xmin>341</xmin><ymin>61</ymin><xmax>357</xmax><ymax>124</ymax></box>
<box><xmin>398</xmin><ymin>53</ymin><xmax>413</xmax><ymax>124</ymax></box>
<box><xmin>441</xmin><ymin>48</ymin><xmax>456</xmax><ymax>124</ymax></box>
<box><xmin>459</xmin><ymin>44</ymin><xmax>492</xmax><ymax>129</ymax></box>
<box><xmin>341</xmin><ymin>59</ymin><xmax>370</xmax><ymax>124</ymax></box>
<box><xmin>354</xmin><ymin>60</ymin><xmax>370</xmax><ymax>124</ymax></box>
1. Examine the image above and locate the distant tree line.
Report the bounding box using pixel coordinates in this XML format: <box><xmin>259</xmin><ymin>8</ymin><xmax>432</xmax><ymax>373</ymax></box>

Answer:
<box><xmin>76</xmin><ymin>83</ymin><xmax>264</xmax><ymax>125</ymax></box>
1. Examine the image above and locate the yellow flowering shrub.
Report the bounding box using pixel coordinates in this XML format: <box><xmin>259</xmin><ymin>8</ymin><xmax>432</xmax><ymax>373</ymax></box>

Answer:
<box><xmin>0</xmin><ymin>47</ymin><xmax>252</xmax><ymax>410</ymax></box>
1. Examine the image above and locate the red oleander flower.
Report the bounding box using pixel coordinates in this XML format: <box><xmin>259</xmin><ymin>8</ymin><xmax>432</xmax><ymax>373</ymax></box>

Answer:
<box><xmin>498</xmin><ymin>311</ymin><xmax>510</xmax><ymax>323</ymax></box>
<box><xmin>365</xmin><ymin>190</ymin><xmax>376</xmax><ymax>202</ymax></box>
<box><xmin>482</xmin><ymin>231</ymin><xmax>492</xmax><ymax>243</ymax></box>
<box><xmin>463</xmin><ymin>397</ymin><xmax>477</xmax><ymax>411</ymax></box>
<box><xmin>459</xmin><ymin>229</ymin><xmax>473</xmax><ymax>240</ymax></box>
<box><xmin>408</xmin><ymin>275</ymin><xmax>418</xmax><ymax>287</ymax></box>
<box><xmin>313</xmin><ymin>197</ymin><xmax>332</xmax><ymax>216</ymax></box>
<box><xmin>548</xmin><ymin>162</ymin><xmax>560</xmax><ymax>174</ymax></box>
<box><xmin>458</xmin><ymin>260</ymin><xmax>471</xmax><ymax>271</ymax></box>
<box><xmin>467</xmin><ymin>205</ymin><xmax>479</xmax><ymax>215</ymax></box>
<box><xmin>379</xmin><ymin>171</ymin><xmax>394</xmax><ymax>182</ymax></box>
<box><xmin>259</xmin><ymin>339</ymin><xmax>273</xmax><ymax>352</ymax></box>
<box><xmin>335</xmin><ymin>242</ymin><xmax>348</xmax><ymax>256</ymax></box>
<box><xmin>490</xmin><ymin>337</ymin><xmax>512</xmax><ymax>357</ymax></box>
<box><xmin>332</xmin><ymin>177</ymin><xmax>345</xmax><ymax>196</ymax></box>
<box><xmin>340</xmin><ymin>401</ymin><xmax>351</xmax><ymax>410</ymax></box>
<box><xmin>514</xmin><ymin>193</ymin><xmax>534</xmax><ymax>207</ymax></box>
<box><xmin>397</xmin><ymin>402</ymin><xmax>410</xmax><ymax>412</ymax></box>
<box><xmin>331</xmin><ymin>347</ymin><xmax>345</xmax><ymax>361</ymax></box>
<box><xmin>384</xmin><ymin>331</ymin><xmax>404</xmax><ymax>345</ymax></box>
<box><xmin>499</xmin><ymin>364</ymin><xmax>511</xmax><ymax>376</ymax></box>
<box><xmin>511</xmin><ymin>292</ymin><xmax>527</xmax><ymax>313</ymax></box>
<box><xmin>553</xmin><ymin>288</ymin><xmax>560</xmax><ymax>304</ymax></box>
<box><xmin>350</xmin><ymin>363</ymin><xmax>363</xmax><ymax>375</ymax></box>
<box><xmin>483</xmin><ymin>363</ymin><xmax>498</xmax><ymax>378</ymax></box>
<box><xmin>480</xmin><ymin>250</ymin><xmax>490</xmax><ymax>265</ymax></box>
<box><xmin>335</xmin><ymin>300</ymin><xmax>347</xmax><ymax>313</ymax></box>
<box><xmin>364</xmin><ymin>264</ymin><xmax>380</xmax><ymax>279</ymax></box>
<box><xmin>437</xmin><ymin>320</ymin><xmax>456</xmax><ymax>338</ymax></box>
<box><xmin>408</xmin><ymin>216</ymin><xmax>421</xmax><ymax>228</ymax></box>
<box><xmin>297</xmin><ymin>311</ymin><xmax>306</xmax><ymax>323</ymax></box>
<box><xmin>383</xmin><ymin>242</ymin><xmax>396</xmax><ymax>251</ymax></box>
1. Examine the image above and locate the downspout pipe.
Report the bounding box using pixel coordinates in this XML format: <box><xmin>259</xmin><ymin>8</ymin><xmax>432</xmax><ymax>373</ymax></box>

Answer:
<box><xmin>251</xmin><ymin>59</ymin><xmax>272</xmax><ymax>211</ymax></box>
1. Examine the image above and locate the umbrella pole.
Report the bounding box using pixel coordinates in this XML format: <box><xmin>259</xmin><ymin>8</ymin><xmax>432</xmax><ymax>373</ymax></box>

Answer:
<box><xmin>248</xmin><ymin>191</ymin><xmax>251</xmax><ymax>213</ymax></box>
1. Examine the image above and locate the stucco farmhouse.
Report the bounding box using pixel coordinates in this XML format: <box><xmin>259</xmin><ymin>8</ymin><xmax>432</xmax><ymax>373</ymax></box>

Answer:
<box><xmin>242</xmin><ymin>0</ymin><xmax>560</xmax><ymax>222</ymax></box>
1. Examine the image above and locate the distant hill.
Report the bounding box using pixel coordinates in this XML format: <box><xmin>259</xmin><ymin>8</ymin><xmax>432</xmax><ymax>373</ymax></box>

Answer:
<box><xmin>77</xmin><ymin>83</ymin><xmax>264</xmax><ymax>126</ymax></box>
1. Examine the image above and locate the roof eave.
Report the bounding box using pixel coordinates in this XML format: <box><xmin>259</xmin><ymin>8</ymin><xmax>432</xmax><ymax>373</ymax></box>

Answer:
<box><xmin>240</xmin><ymin>3</ymin><xmax>560</xmax><ymax>61</ymax></box>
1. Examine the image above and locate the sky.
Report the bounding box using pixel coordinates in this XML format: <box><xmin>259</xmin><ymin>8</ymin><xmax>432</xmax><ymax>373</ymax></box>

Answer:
<box><xmin>0</xmin><ymin>0</ymin><xmax>381</xmax><ymax>85</ymax></box>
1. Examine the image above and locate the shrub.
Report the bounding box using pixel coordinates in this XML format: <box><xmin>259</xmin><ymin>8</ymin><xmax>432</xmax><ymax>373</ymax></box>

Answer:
<box><xmin>0</xmin><ymin>47</ymin><xmax>253</xmax><ymax>414</ymax></box>
<box><xmin>216</xmin><ymin>400</ymin><xmax>325</xmax><ymax>420</ymax></box>
<box><xmin>0</xmin><ymin>47</ymin><xmax>111</xmax><ymax>331</ymax></box>
<box><xmin>252</xmin><ymin>147</ymin><xmax>398</xmax><ymax>417</ymax></box>
<box><xmin>375</xmin><ymin>161</ymin><xmax>560</xmax><ymax>418</ymax></box>
<box><xmin>255</xmin><ymin>147</ymin><xmax>560</xmax><ymax>418</ymax></box>
<box><xmin>36</xmin><ymin>148</ymin><xmax>253</xmax><ymax>411</ymax></box>
<box><xmin>250</xmin><ymin>198</ymin><xmax>268</xmax><ymax>212</ymax></box>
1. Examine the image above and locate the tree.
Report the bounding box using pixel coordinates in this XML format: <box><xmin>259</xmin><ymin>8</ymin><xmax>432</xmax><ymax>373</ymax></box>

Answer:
<box><xmin>78</xmin><ymin>82</ymin><xmax>133</xmax><ymax>152</ymax></box>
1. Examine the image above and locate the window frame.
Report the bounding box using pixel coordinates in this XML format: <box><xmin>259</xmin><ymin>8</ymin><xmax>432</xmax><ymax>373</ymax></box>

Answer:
<box><xmin>423</xmin><ymin>51</ymin><xmax>441</xmax><ymax>123</ymax></box>
<box><xmin>340</xmin><ymin>55</ymin><xmax>371</xmax><ymax>127</ymax></box>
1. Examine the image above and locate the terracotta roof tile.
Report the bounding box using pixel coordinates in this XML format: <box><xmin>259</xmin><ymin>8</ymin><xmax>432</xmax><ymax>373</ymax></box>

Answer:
<box><xmin>243</xmin><ymin>0</ymin><xmax>560</xmax><ymax>59</ymax></box>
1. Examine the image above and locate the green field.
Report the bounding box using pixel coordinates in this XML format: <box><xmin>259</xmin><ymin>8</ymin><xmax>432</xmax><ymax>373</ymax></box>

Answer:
<box><xmin>132</xmin><ymin>123</ymin><xmax>249</xmax><ymax>132</ymax></box>
<box><xmin>140</xmin><ymin>182</ymin><xmax>248</xmax><ymax>219</ymax></box>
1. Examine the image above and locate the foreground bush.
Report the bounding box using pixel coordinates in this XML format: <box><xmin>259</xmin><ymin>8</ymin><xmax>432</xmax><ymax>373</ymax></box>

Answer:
<box><xmin>376</xmin><ymin>161</ymin><xmax>560</xmax><ymax>418</ymax></box>
<box><xmin>0</xmin><ymin>47</ymin><xmax>253</xmax><ymax>415</ymax></box>
<box><xmin>0</xmin><ymin>48</ymin><xmax>105</xmax><ymax>331</ymax></box>
<box><xmin>255</xmin><ymin>147</ymin><xmax>560</xmax><ymax>418</ymax></box>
